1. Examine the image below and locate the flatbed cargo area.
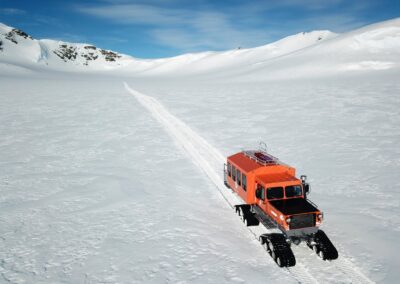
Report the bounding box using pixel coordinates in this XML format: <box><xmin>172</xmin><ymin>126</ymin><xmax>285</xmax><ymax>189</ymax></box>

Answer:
<box><xmin>270</xmin><ymin>198</ymin><xmax>318</xmax><ymax>215</ymax></box>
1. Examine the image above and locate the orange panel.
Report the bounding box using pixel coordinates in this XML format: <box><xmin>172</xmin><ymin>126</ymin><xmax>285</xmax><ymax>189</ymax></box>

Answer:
<box><xmin>227</xmin><ymin>151</ymin><xmax>300</xmax><ymax>204</ymax></box>
<box><xmin>228</xmin><ymin>152</ymin><xmax>262</xmax><ymax>173</ymax></box>
<box><xmin>257</xmin><ymin>173</ymin><xmax>298</xmax><ymax>184</ymax></box>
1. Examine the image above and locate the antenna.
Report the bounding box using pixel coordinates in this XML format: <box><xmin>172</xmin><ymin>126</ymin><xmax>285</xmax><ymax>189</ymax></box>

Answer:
<box><xmin>259</xmin><ymin>141</ymin><xmax>268</xmax><ymax>153</ymax></box>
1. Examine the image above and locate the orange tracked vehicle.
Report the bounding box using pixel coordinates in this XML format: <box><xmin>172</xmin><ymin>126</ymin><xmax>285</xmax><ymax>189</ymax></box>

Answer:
<box><xmin>224</xmin><ymin>144</ymin><xmax>338</xmax><ymax>267</ymax></box>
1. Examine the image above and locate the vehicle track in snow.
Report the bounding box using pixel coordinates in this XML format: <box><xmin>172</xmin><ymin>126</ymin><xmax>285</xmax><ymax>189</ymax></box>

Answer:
<box><xmin>124</xmin><ymin>82</ymin><xmax>374</xmax><ymax>284</ymax></box>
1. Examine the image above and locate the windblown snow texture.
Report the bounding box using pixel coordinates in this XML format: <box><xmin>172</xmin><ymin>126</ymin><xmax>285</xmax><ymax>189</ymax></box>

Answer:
<box><xmin>124</xmin><ymin>83</ymin><xmax>375</xmax><ymax>284</ymax></box>
<box><xmin>0</xmin><ymin>18</ymin><xmax>400</xmax><ymax>283</ymax></box>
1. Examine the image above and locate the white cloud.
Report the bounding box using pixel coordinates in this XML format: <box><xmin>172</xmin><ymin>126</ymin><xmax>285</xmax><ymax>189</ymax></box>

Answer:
<box><xmin>78</xmin><ymin>3</ymin><xmax>270</xmax><ymax>51</ymax></box>
<box><xmin>77</xmin><ymin>1</ymin><xmax>372</xmax><ymax>52</ymax></box>
<box><xmin>0</xmin><ymin>8</ymin><xmax>26</xmax><ymax>15</ymax></box>
<box><xmin>53</xmin><ymin>33</ymin><xmax>88</xmax><ymax>43</ymax></box>
<box><xmin>275</xmin><ymin>0</ymin><xmax>345</xmax><ymax>10</ymax></box>
<box><xmin>79</xmin><ymin>4</ymin><xmax>190</xmax><ymax>25</ymax></box>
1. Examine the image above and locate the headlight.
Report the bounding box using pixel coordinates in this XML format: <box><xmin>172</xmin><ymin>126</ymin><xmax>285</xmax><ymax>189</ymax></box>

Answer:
<box><xmin>286</xmin><ymin>217</ymin><xmax>291</xmax><ymax>224</ymax></box>
<box><xmin>318</xmin><ymin>213</ymin><xmax>323</xmax><ymax>221</ymax></box>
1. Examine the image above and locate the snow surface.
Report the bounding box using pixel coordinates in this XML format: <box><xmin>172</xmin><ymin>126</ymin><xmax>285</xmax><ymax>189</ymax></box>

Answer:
<box><xmin>1</xmin><ymin>18</ymin><xmax>400</xmax><ymax>283</ymax></box>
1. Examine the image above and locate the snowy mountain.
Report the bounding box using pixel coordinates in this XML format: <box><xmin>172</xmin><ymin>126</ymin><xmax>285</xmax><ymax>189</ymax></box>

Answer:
<box><xmin>0</xmin><ymin>23</ymin><xmax>133</xmax><ymax>70</ymax></box>
<box><xmin>1</xmin><ymin>19</ymin><xmax>399</xmax><ymax>77</ymax></box>
<box><xmin>0</xmin><ymin>18</ymin><xmax>400</xmax><ymax>284</ymax></box>
<box><xmin>0</xmin><ymin>22</ymin><xmax>336</xmax><ymax>73</ymax></box>
<box><xmin>134</xmin><ymin>18</ymin><xmax>399</xmax><ymax>78</ymax></box>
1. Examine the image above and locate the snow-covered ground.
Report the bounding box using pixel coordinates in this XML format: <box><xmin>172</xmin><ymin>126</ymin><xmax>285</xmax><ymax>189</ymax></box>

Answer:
<box><xmin>1</xmin><ymin>18</ymin><xmax>400</xmax><ymax>283</ymax></box>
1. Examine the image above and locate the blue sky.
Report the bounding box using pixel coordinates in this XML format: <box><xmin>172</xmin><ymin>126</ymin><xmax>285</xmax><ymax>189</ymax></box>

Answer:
<box><xmin>0</xmin><ymin>0</ymin><xmax>399</xmax><ymax>58</ymax></box>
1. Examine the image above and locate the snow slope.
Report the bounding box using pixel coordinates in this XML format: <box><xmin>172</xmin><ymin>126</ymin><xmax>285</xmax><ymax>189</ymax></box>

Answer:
<box><xmin>227</xmin><ymin>18</ymin><xmax>400</xmax><ymax>81</ymax></box>
<box><xmin>2</xmin><ymin>19</ymin><xmax>399</xmax><ymax>78</ymax></box>
<box><xmin>124</xmin><ymin>83</ymin><xmax>375</xmax><ymax>284</ymax></box>
<box><xmin>0</xmin><ymin>18</ymin><xmax>400</xmax><ymax>284</ymax></box>
<box><xmin>0</xmin><ymin>22</ymin><xmax>335</xmax><ymax>74</ymax></box>
<box><xmin>119</xmin><ymin>30</ymin><xmax>337</xmax><ymax>75</ymax></box>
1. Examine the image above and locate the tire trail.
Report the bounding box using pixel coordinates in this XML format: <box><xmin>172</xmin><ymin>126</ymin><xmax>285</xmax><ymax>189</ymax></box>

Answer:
<box><xmin>124</xmin><ymin>82</ymin><xmax>374</xmax><ymax>284</ymax></box>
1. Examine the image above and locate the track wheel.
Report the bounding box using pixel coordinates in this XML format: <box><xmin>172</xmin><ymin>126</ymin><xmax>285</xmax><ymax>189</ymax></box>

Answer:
<box><xmin>319</xmin><ymin>250</ymin><xmax>326</xmax><ymax>260</ymax></box>
<box><xmin>276</xmin><ymin>256</ymin><xmax>283</xmax><ymax>267</ymax></box>
<box><xmin>240</xmin><ymin>207</ymin><xmax>244</xmax><ymax>216</ymax></box>
<box><xmin>271</xmin><ymin>250</ymin><xmax>276</xmax><ymax>261</ymax></box>
<box><xmin>263</xmin><ymin>241</ymin><xmax>270</xmax><ymax>252</ymax></box>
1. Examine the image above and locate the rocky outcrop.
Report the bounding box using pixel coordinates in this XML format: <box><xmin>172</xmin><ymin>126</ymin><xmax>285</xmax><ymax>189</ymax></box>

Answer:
<box><xmin>53</xmin><ymin>44</ymin><xmax>78</xmax><ymax>62</ymax></box>
<box><xmin>99</xmin><ymin>49</ymin><xmax>121</xmax><ymax>62</ymax></box>
<box><xmin>4</xmin><ymin>28</ymin><xmax>33</xmax><ymax>44</ymax></box>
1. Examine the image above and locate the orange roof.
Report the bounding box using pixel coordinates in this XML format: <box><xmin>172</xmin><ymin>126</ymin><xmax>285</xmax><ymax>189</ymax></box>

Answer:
<box><xmin>228</xmin><ymin>152</ymin><xmax>262</xmax><ymax>172</ymax></box>
<box><xmin>257</xmin><ymin>172</ymin><xmax>299</xmax><ymax>184</ymax></box>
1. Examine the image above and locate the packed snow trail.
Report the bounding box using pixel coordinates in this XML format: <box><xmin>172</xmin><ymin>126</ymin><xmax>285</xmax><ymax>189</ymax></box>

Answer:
<box><xmin>123</xmin><ymin>83</ymin><xmax>239</xmax><ymax>208</ymax></box>
<box><xmin>124</xmin><ymin>83</ymin><xmax>374</xmax><ymax>284</ymax></box>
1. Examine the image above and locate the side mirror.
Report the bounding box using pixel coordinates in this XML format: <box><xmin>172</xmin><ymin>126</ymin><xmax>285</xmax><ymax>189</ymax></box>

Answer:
<box><xmin>301</xmin><ymin>175</ymin><xmax>310</xmax><ymax>196</ymax></box>
<box><xmin>304</xmin><ymin>183</ymin><xmax>310</xmax><ymax>195</ymax></box>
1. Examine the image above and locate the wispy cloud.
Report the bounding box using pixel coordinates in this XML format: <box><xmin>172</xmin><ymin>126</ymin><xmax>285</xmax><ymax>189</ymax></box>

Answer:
<box><xmin>79</xmin><ymin>4</ymin><xmax>190</xmax><ymax>25</ymax></box>
<box><xmin>78</xmin><ymin>3</ymin><xmax>270</xmax><ymax>51</ymax></box>
<box><xmin>0</xmin><ymin>8</ymin><xmax>26</xmax><ymax>15</ymax></box>
<box><xmin>300</xmin><ymin>14</ymin><xmax>367</xmax><ymax>32</ymax></box>
<box><xmin>273</xmin><ymin>0</ymin><xmax>345</xmax><ymax>10</ymax></box>
<box><xmin>51</xmin><ymin>33</ymin><xmax>89</xmax><ymax>43</ymax></box>
<box><xmin>77</xmin><ymin>1</ymin><xmax>375</xmax><ymax>53</ymax></box>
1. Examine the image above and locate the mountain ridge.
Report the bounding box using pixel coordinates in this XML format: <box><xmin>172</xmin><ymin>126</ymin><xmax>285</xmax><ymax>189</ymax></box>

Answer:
<box><xmin>1</xmin><ymin>18</ymin><xmax>399</xmax><ymax>77</ymax></box>
<box><xmin>0</xmin><ymin>22</ymin><xmax>336</xmax><ymax>71</ymax></box>
<box><xmin>0</xmin><ymin>23</ymin><xmax>133</xmax><ymax>70</ymax></box>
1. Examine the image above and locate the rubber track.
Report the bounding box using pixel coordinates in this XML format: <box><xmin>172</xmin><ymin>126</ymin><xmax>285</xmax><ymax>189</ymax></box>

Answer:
<box><xmin>261</xmin><ymin>233</ymin><xmax>296</xmax><ymax>267</ymax></box>
<box><xmin>314</xmin><ymin>230</ymin><xmax>339</xmax><ymax>260</ymax></box>
<box><xmin>235</xmin><ymin>205</ymin><xmax>260</xmax><ymax>226</ymax></box>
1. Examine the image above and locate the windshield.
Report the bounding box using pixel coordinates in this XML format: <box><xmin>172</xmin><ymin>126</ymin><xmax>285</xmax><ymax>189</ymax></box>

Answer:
<box><xmin>267</xmin><ymin>187</ymin><xmax>284</xmax><ymax>200</ymax></box>
<box><xmin>285</xmin><ymin>185</ymin><xmax>303</xmax><ymax>198</ymax></box>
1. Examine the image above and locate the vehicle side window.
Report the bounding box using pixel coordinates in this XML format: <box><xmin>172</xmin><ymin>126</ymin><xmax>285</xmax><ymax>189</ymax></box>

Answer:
<box><xmin>232</xmin><ymin>165</ymin><xmax>236</xmax><ymax>181</ymax></box>
<box><xmin>267</xmin><ymin>187</ymin><xmax>284</xmax><ymax>200</ymax></box>
<box><xmin>237</xmin><ymin>170</ymin><xmax>242</xmax><ymax>186</ymax></box>
<box><xmin>227</xmin><ymin>162</ymin><xmax>231</xmax><ymax>177</ymax></box>
<box><xmin>285</xmin><ymin>185</ymin><xmax>302</xmax><ymax>198</ymax></box>
<box><xmin>242</xmin><ymin>174</ymin><xmax>247</xmax><ymax>191</ymax></box>
<box><xmin>257</xmin><ymin>184</ymin><xmax>265</xmax><ymax>200</ymax></box>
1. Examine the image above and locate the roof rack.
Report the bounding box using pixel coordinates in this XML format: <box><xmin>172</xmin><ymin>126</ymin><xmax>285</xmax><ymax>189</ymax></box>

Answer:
<box><xmin>242</xmin><ymin>149</ymin><xmax>280</xmax><ymax>166</ymax></box>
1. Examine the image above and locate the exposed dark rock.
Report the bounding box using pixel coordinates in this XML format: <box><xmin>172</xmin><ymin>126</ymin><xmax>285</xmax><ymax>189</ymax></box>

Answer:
<box><xmin>12</xmin><ymin>28</ymin><xmax>32</xmax><ymax>40</ymax></box>
<box><xmin>100</xmin><ymin>49</ymin><xmax>121</xmax><ymax>62</ymax></box>
<box><xmin>5</xmin><ymin>32</ymin><xmax>17</xmax><ymax>44</ymax></box>
<box><xmin>53</xmin><ymin>44</ymin><xmax>78</xmax><ymax>62</ymax></box>
<box><xmin>82</xmin><ymin>51</ymin><xmax>99</xmax><ymax>65</ymax></box>
<box><xmin>4</xmin><ymin>28</ymin><xmax>33</xmax><ymax>44</ymax></box>
<box><xmin>0</xmin><ymin>40</ymin><xmax>3</xmax><ymax>51</ymax></box>
<box><xmin>52</xmin><ymin>44</ymin><xmax>122</xmax><ymax>65</ymax></box>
